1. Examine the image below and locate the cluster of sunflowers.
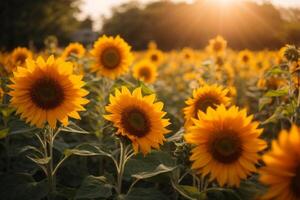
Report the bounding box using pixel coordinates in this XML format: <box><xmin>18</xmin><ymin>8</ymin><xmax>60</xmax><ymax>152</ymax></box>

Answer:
<box><xmin>0</xmin><ymin>35</ymin><xmax>300</xmax><ymax>200</ymax></box>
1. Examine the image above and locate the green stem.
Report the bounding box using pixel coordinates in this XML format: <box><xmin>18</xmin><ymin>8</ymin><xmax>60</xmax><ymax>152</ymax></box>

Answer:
<box><xmin>116</xmin><ymin>139</ymin><xmax>125</xmax><ymax>195</ymax></box>
<box><xmin>46</xmin><ymin>127</ymin><xmax>56</xmax><ymax>200</ymax></box>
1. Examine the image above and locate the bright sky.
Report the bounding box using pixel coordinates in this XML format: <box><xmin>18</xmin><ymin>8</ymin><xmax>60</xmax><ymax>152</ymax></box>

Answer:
<box><xmin>79</xmin><ymin>0</ymin><xmax>300</xmax><ymax>30</ymax></box>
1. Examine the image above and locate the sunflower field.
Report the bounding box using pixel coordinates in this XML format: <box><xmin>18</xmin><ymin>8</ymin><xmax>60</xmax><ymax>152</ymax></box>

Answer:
<box><xmin>0</xmin><ymin>32</ymin><xmax>300</xmax><ymax>200</ymax></box>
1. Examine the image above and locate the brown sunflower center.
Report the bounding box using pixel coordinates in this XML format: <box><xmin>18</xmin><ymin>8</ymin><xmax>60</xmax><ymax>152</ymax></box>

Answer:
<box><xmin>101</xmin><ymin>47</ymin><xmax>121</xmax><ymax>69</ymax></box>
<box><xmin>216</xmin><ymin>57</ymin><xmax>224</xmax><ymax>66</ymax></box>
<box><xmin>194</xmin><ymin>95</ymin><xmax>220</xmax><ymax>117</ymax></box>
<box><xmin>291</xmin><ymin>165</ymin><xmax>300</xmax><ymax>197</ymax></box>
<box><xmin>30</xmin><ymin>76</ymin><xmax>65</xmax><ymax>109</ymax></box>
<box><xmin>213</xmin><ymin>42</ymin><xmax>222</xmax><ymax>52</ymax></box>
<box><xmin>209</xmin><ymin>132</ymin><xmax>242</xmax><ymax>164</ymax></box>
<box><xmin>242</xmin><ymin>55</ymin><xmax>249</xmax><ymax>63</ymax></box>
<box><xmin>185</xmin><ymin>54</ymin><xmax>191</xmax><ymax>59</ymax></box>
<box><xmin>121</xmin><ymin>107</ymin><xmax>150</xmax><ymax>137</ymax></box>
<box><xmin>138</xmin><ymin>67</ymin><xmax>151</xmax><ymax>80</ymax></box>
<box><xmin>16</xmin><ymin>53</ymin><xmax>27</xmax><ymax>64</ymax></box>
<box><xmin>151</xmin><ymin>54</ymin><xmax>158</xmax><ymax>62</ymax></box>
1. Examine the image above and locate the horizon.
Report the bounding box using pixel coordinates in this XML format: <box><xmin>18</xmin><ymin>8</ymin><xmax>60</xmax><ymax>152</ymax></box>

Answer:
<box><xmin>78</xmin><ymin>0</ymin><xmax>300</xmax><ymax>31</ymax></box>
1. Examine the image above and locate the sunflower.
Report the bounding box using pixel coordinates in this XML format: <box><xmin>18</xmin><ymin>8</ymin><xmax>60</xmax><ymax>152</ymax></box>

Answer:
<box><xmin>9</xmin><ymin>55</ymin><xmax>89</xmax><ymax>128</ymax></box>
<box><xmin>90</xmin><ymin>35</ymin><xmax>133</xmax><ymax>79</ymax></box>
<box><xmin>61</xmin><ymin>42</ymin><xmax>85</xmax><ymax>59</ymax></box>
<box><xmin>208</xmin><ymin>35</ymin><xmax>227</xmax><ymax>55</ymax></box>
<box><xmin>146</xmin><ymin>49</ymin><xmax>164</xmax><ymax>66</ymax></box>
<box><xmin>185</xmin><ymin>105</ymin><xmax>267</xmax><ymax>187</ymax></box>
<box><xmin>133</xmin><ymin>60</ymin><xmax>157</xmax><ymax>84</ymax></box>
<box><xmin>260</xmin><ymin>125</ymin><xmax>300</xmax><ymax>200</ymax></box>
<box><xmin>183</xmin><ymin>84</ymin><xmax>230</xmax><ymax>128</ymax></box>
<box><xmin>104</xmin><ymin>87</ymin><xmax>170</xmax><ymax>155</ymax></box>
<box><xmin>181</xmin><ymin>48</ymin><xmax>195</xmax><ymax>63</ymax></box>
<box><xmin>9</xmin><ymin>47</ymin><xmax>33</xmax><ymax>71</ymax></box>
<box><xmin>147</xmin><ymin>40</ymin><xmax>157</xmax><ymax>49</ymax></box>
<box><xmin>238</xmin><ymin>50</ymin><xmax>253</xmax><ymax>65</ymax></box>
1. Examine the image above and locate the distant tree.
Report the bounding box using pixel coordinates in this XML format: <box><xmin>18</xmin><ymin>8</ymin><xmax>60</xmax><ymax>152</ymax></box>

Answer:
<box><xmin>79</xmin><ymin>16</ymin><xmax>93</xmax><ymax>30</ymax></box>
<box><xmin>0</xmin><ymin>0</ymin><xmax>82</xmax><ymax>50</ymax></box>
<box><xmin>101</xmin><ymin>1</ymin><xmax>295</xmax><ymax>50</ymax></box>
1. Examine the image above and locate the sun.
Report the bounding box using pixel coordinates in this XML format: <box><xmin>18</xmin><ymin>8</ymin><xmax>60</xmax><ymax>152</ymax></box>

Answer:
<box><xmin>221</xmin><ymin>0</ymin><xmax>234</xmax><ymax>5</ymax></box>
<box><xmin>215</xmin><ymin>0</ymin><xmax>235</xmax><ymax>6</ymax></box>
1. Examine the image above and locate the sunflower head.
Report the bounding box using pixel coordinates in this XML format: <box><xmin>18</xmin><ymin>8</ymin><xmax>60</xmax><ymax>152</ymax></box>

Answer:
<box><xmin>146</xmin><ymin>49</ymin><xmax>164</xmax><ymax>66</ymax></box>
<box><xmin>104</xmin><ymin>87</ymin><xmax>170</xmax><ymax>155</ymax></box>
<box><xmin>9</xmin><ymin>55</ymin><xmax>89</xmax><ymax>128</ymax></box>
<box><xmin>183</xmin><ymin>84</ymin><xmax>230</xmax><ymax>128</ymax></box>
<box><xmin>90</xmin><ymin>35</ymin><xmax>133</xmax><ymax>79</ymax></box>
<box><xmin>238</xmin><ymin>50</ymin><xmax>253</xmax><ymax>65</ymax></box>
<box><xmin>260</xmin><ymin>125</ymin><xmax>300</xmax><ymax>200</ymax></box>
<box><xmin>185</xmin><ymin>105</ymin><xmax>267</xmax><ymax>187</ymax></box>
<box><xmin>133</xmin><ymin>60</ymin><xmax>157</xmax><ymax>84</ymax></box>
<box><xmin>208</xmin><ymin>35</ymin><xmax>227</xmax><ymax>54</ymax></box>
<box><xmin>181</xmin><ymin>48</ymin><xmax>195</xmax><ymax>62</ymax></box>
<box><xmin>9</xmin><ymin>47</ymin><xmax>33</xmax><ymax>71</ymax></box>
<box><xmin>61</xmin><ymin>42</ymin><xmax>85</xmax><ymax>59</ymax></box>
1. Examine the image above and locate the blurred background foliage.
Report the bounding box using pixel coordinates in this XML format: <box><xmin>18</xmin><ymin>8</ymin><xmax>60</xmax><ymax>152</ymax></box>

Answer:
<box><xmin>1</xmin><ymin>0</ymin><xmax>300</xmax><ymax>50</ymax></box>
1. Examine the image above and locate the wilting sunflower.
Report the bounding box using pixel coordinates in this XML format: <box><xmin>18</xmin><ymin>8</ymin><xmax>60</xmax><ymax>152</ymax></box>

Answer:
<box><xmin>260</xmin><ymin>125</ymin><xmax>300</xmax><ymax>200</ymax></box>
<box><xmin>9</xmin><ymin>47</ymin><xmax>33</xmax><ymax>70</ymax></box>
<box><xmin>90</xmin><ymin>35</ymin><xmax>133</xmax><ymax>79</ymax></box>
<box><xmin>185</xmin><ymin>105</ymin><xmax>267</xmax><ymax>187</ymax></box>
<box><xmin>146</xmin><ymin>49</ymin><xmax>164</xmax><ymax>66</ymax></box>
<box><xmin>104</xmin><ymin>87</ymin><xmax>170</xmax><ymax>155</ymax></box>
<box><xmin>183</xmin><ymin>84</ymin><xmax>230</xmax><ymax>128</ymax></box>
<box><xmin>208</xmin><ymin>35</ymin><xmax>227</xmax><ymax>55</ymax></box>
<box><xmin>9</xmin><ymin>55</ymin><xmax>89</xmax><ymax>128</ymax></box>
<box><xmin>133</xmin><ymin>60</ymin><xmax>157</xmax><ymax>84</ymax></box>
<box><xmin>61</xmin><ymin>42</ymin><xmax>85</xmax><ymax>59</ymax></box>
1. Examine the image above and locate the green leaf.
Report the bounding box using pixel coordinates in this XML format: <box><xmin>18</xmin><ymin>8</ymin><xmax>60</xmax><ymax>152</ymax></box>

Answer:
<box><xmin>0</xmin><ymin>128</ymin><xmax>9</xmax><ymax>139</ymax></box>
<box><xmin>20</xmin><ymin>145</ymin><xmax>44</xmax><ymax>156</ymax></box>
<box><xmin>125</xmin><ymin>151</ymin><xmax>176</xmax><ymax>178</ymax></box>
<box><xmin>61</xmin><ymin>121</ymin><xmax>89</xmax><ymax>134</ymax></box>
<box><xmin>64</xmin><ymin>143</ymin><xmax>111</xmax><ymax>157</ymax></box>
<box><xmin>262</xmin><ymin>106</ymin><xmax>284</xmax><ymax>125</ymax></box>
<box><xmin>126</xmin><ymin>188</ymin><xmax>168</xmax><ymax>200</ymax></box>
<box><xmin>265</xmin><ymin>66</ymin><xmax>289</xmax><ymax>77</ymax></box>
<box><xmin>139</xmin><ymin>81</ymin><xmax>154</xmax><ymax>95</ymax></box>
<box><xmin>0</xmin><ymin>173</ymin><xmax>48</xmax><ymax>200</ymax></box>
<box><xmin>27</xmin><ymin>156</ymin><xmax>51</xmax><ymax>165</ymax></box>
<box><xmin>171</xmin><ymin>180</ymin><xmax>203</xmax><ymax>200</ymax></box>
<box><xmin>258</xmin><ymin>97</ymin><xmax>272</xmax><ymax>111</ymax></box>
<box><xmin>264</xmin><ymin>88</ymin><xmax>289</xmax><ymax>97</ymax></box>
<box><xmin>54</xmin><ymin>140</ymin><xmax>70</xmax><ymax>153</ymax></box>
<box><xmin>9</xmin><ymin>127</ymin><xmax>38</xmax><ymax>135</ymax></box>
<box><xmin>75</xmin><ymin>175</ymin><xmax>112</xmax><ymax>199</ymax></box>
<box><xmin>235</xmin><ymin>179</ymin><xmax>266</xmax><ymax>200</ymax></box>
<box><xmin>1</xmin><ymin>107</ymin><xmax>15</xmax><ymax>118</ymax></box>
<box><xmin>132</xmin><ymin>164</ymin><xmax>176</xmax><ymax>180</ymax></box>
<box><xmin>206</xmin><ymin>188</ymin><xmax>242</xmax><ymax>200</ymax></box>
